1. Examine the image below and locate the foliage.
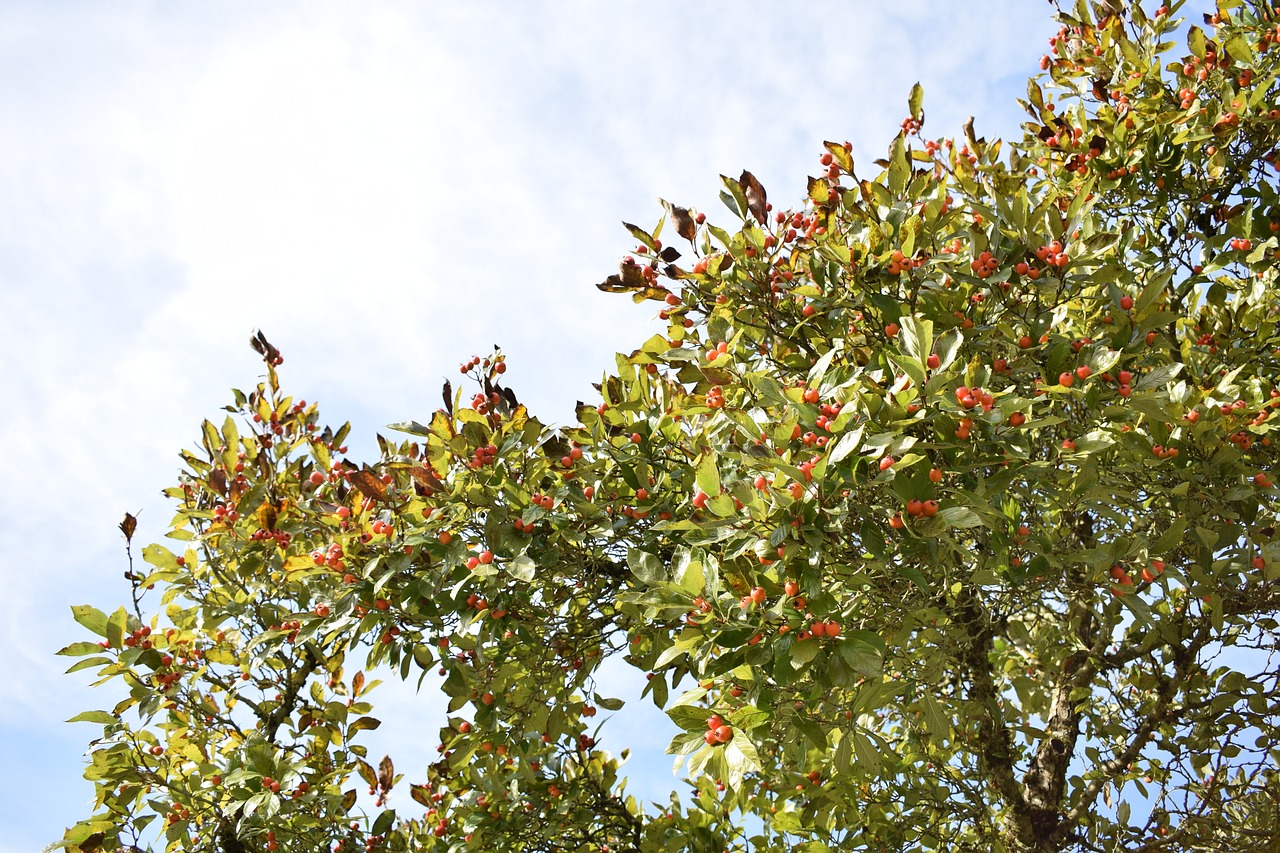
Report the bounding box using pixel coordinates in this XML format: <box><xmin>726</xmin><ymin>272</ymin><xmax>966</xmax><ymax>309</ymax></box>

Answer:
<box><xmin>59</xmin><ymin>2</ymin><xmax>1280</xmax><ymax>851</ymax></box>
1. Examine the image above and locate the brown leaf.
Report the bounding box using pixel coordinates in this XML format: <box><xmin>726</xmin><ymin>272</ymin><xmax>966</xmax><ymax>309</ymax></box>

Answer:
<box><xmin>410</xmin><ymin>783</ymin><xmax>432</xmax><ymax>807</ymax></box>
<box><xmin>596</xmin><ymin>273</ymin><xmax>629</xmax><ymax>293</ymax></box>
<box><xmin>378</xmin><ymin>754</ymin><xmax>395</xmax><ymax>791</ymax></box>
<box><xmin>631</xmin><ymin>286</ymin><xmax>671</xmax><ymax>303</ymax></box>
<box><xmin>620</xmin><ymin>262</ymin><xmax>647</xmax><ymax>289</ymax></box>
<box><xmin>541</xmin><ymin>435</ymin><xmax>571</xmax><ymax>462</ymax></box>
<box><xmin>249</xmin><ymin>329</ymin><xmax>280</xmax><ymax>364</ymax></box>
<box><xmin>739</xmin><ymin>170</ymin><xmax>768</xmax><ymax>223</ymax></box>
<box><xmin>353</xmin><ymin>670</ymin><xmax>366</xmax><ymax>697</ymax></box>
<box><xmin>118</xmin><ymin>512</ymin><xmax>138</xmax><ymax>544</ymax></box>
<box><xmin>349</xmin><ymin>469</ymin><xmax>387</xmax><ymax>503</ymax></box>
<box><xmin>441</xmin><ymin>379</ymin><xmax>453</xmax><ymax>417</ymax></box>
<box><xmin>409</xmin><ymin>465</ymin><xmax>445</xmax><ymax>494</ymax></box>
<box><xmin>256</xmin><ymin>501</ymin><xmax>279</xmax><ymax>532</ymax></box>
<box><xmin>207</xmin><ymin>469</ymin><xmax>228</xmax><ymax>497</ymax></box>
<box><xmin>78</xmin><ymin>832</ymin><xmax>105</xmax><ymax>852</ymax></box>
<box><xmin>668</xmin><ymin>204</ymin><xmax>697</xmax><ymax>242</ymax></box>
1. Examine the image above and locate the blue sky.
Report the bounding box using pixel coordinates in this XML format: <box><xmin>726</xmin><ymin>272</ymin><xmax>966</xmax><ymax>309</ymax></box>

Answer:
<box><xmin>0</xmin><ymin>2</ymin><xmax>1152</xmax><ymax>849</ymax></box>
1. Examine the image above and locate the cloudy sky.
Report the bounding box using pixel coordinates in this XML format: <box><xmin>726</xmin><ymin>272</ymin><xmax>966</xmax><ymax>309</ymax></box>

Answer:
<box><xmin>0</xmin><ymin>1</ymin><xmax>1150</xmax><ymax>848</ymax></box>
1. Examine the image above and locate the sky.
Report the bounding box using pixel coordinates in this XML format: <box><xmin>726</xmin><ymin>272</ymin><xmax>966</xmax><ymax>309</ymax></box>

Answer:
<box><xmin>0</xmin><ymin>1</ymin><xmax>1136</xmax><ymax>849</ymax></box>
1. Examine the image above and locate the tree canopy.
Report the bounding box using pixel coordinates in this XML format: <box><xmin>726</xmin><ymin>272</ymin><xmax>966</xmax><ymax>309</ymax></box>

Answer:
<box><xmin>59</xmin><ymin>2</ymin><xmax>1280</xmax><ymax>852</ymax></box>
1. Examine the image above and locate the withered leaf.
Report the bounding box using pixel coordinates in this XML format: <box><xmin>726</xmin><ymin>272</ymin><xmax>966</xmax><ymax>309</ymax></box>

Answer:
<box><xmin>256</xmin><ymin>500</ymin><xmax>279</xmax><ymax>532</ymax></box>
<box><xmin>622</xmin><ymin>221</ymin><xmax>654</xmax><ymax>248</ymax></box>
<box><xmin>739</xmin><ymin>170</ymin><xmax>768</xmax><ymax>223</ymax></box>
<box><xmin>118</xmin><ymin>512</ymin><xmax>138</xmax><ymax>544</ymax></box>
<box><xmin>408</xmin><ymin>466</ymin><xmax>444</xmax><ymax>494</ymax></box>
<box><xmin>208</xmin><ymin>469</ymin><xmax>228</xmax><ymax>497</ymax></box>
<box><xmin>667</xmin><ymin>203</ymin><xmax>697</xmax><ymax>242</ymax></box>
<box><xmin>541</xmin><ymin>435</ymin><xmax>571</xmax><ymax>462</ymax></box>
<box><xmin>249</xmin><ymin>329</ymin><xmax>280</xmax><ymax>363</ymax></box>
<box><xmin>348</xmin><ymin>469</ymin><xmax>388</xmax><ymax>503</ymax></box>
<box><xmin>441</xmin><ymin>380</ymin><xmax>453</xmax><ymax>417</ymax></box>
<box><xmin>353</xmin><ymin>670</ymin><xmax>366</xmax><ymax>696</ymax></box>
<box><xmin>659</xmin><ymin>246</ymin><xmax>681</xmax><ymax>263</ymax></box>
<box><xmin>621</xmin><ymin>262</ymin><xmax>647</xmax><ymax>289</ymax></box>
<box><xmin>378</xmin><ymin>755</ymin><xmax>395</xmax><ymax>791</ymax></box>
<box><xmin>78</xmin><ymin>832</ymin><xmax>105</xmax><ymax>852</ymax></box>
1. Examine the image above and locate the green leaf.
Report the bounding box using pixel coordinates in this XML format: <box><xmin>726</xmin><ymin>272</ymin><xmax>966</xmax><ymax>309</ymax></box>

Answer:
<box><xmin>504</xmin><ymin>555</ymin><xmax>536</xmax><ymax>582</ymax></box>
<box><xmin>827</xmin><ymin>426</ymin><xmax>865</xmax><ymax>465</ymax></box>
<box><xmin>920</xmin><ymin>692</ymin><xmax>949</xmax><ymax>739</ymax></box>
<box><xmin>1224</xmin><ymin>33</ymin><xmax>1253</xmax><ymax>63</ymax></box>
<box><xmin>676</xmin><ymin>557</ymin><xmax>705</xmax><ymax>595</ymax></box>
<box><xmin>706</xmin><ymin>494</ymin><xmax>737</xmax><ymax>517</ymax></box>
<box><xmin>386</xmin><ymin>420</ymin><xmax>433</xmax><ymax>437</ymax></box>
<box><xmin>142</xmin><ymin>543</ymin><xmax>179</xmax><ymax>570</ymax></box>
<box><xmin>838</xmin><ymin>634</ymin><xmax>884</xmax><ymax>676</ymax></box>
<box><xmin>1182</xmin><ymin>25</ymin><xmax>1203</xmax><ymax>57</ymax></box>
<box><xmin>899</xmin><ymin>316</ymin><xmax>934</xmax><ymax>364</ymax></box>
<box><xmin>348</xmin><ymin>717</ymin><xmax>382</xmax><ymax>734</ymax></box>
<box><xmin>1151</xmin><ymin>518</ymin><xmax>1187</xmax><ymax>556</ymax></box>
<box><xmin>823</xmin><ymin>141</ymin><xmax>853</xmax><ymax>173</ymax></box>
<box><xmin>937</xmin><ymin>506</ymin><xmax>983</xmax><ymax>528</ymax></box>
<box><xmin>852</xmin><ymin>730</ymin><xmax>885</xmax><ymax>774</ymax></box>
<box><xmin>1136</xmin><ymin>363</ymin><xmax>1183</xmax><ymax>391</ymax></box>
<box><xmin>695</xmin><ymin>451</ymin><xmax>721</xmax><ymax>499</ymax></box>
<box><xmin>64</xmin><ymin>656</ymin><xmax>113</xmax><ymax>674</ymax></box>
<box><xmin>105</xmin><ymin>608</ymin><xmax>129</xmax><ymax>650</ymax></box>
<box><xmin>807</xmin><ymin>347</ymin><xmax>838</xmax><ymax>389</ymax></box>
<box><xmin>889</xmin><ymin>353</ymin><xmax>926</xmax><ymax>390</ymax></box>
<box><xmin>66</xmin><ymin>710</ymin><xmax>117</xmax><ymax>725</ymax></box>
<box><xmin>627</xmin><ymin>549</ymin><xmax>665</xmax><ymax>585</ymax></box>
<box><xmin>908</xmin><ymin>82</ymin><xmax>924</xmax><ymax>120</ymax></box>
<box><xmin>371</xmin><ymin>809</ymin><xmax>396</xmax><ymax>836</ymax></box>
<box><xmin>934</xmin><ymin>329</ymin><xmax>963</xmax><ymax>369</ymax></box>
<box><xmin>888</xmin><ymin>135</ymin><xmax>909</xmax><ymax>195</ymax></box>
<box><xmin>58</xmin><ymin>641</ymin><xmax>106</xmax><ymax>657</ymax></box>
<box><xmin>791</xmin><ymin>639</ymin><xmax>819</xmax><ymax>668</ymax></box>
<box><xmin>71</xmin><ymin>605</ymin><xmax>108</xmax><ymax>639</ymax></box>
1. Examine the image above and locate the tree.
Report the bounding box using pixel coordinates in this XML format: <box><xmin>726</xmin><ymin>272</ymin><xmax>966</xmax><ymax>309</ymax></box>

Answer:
<box><xmin>58</xmin><ymin>3</ymin><xmax>1280</xmax><ymax>852</ymax></box>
